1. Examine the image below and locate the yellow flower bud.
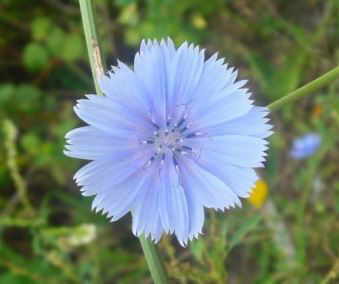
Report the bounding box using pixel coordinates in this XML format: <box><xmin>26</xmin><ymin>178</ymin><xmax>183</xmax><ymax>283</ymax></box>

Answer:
<box><xmin>248</xmin><ymin>179</ymin><xmax>268</xmax><ymax>208</ymax></box>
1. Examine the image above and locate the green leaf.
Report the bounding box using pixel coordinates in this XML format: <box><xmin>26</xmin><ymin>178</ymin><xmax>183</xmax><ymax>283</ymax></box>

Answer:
<box><xmin>270</xmin><ymin>50</ymin><xmax>307</xmax><ymax>97</ymax></box>
<box><xmin>228</xmin><ymin>215</ymin><xmax>262</xmax><ymax>250</ymax></box>
<box><xmin>60</xmin><ymin>33</ymin><xmax>85</xmax><ymax>62</ymax></box>
<box><xmin>0</xmin><ymin>273</ymin><xmax>35</xmax><ymax>284</ymax></box>
<box><xmin>21</xmin><ymin>133</ymin><xmax>41</xmax><ymax>155</ymax></box>
<box><xmin>31</xmin><ymin>17</ymin><xmax>53</xmax><ymax>40</ymax></box>
<box><xmin>116</xmin><ymin>0</ymin><xmax>137</xmax><ymax>6</ymax></box>
<box><xmin>46</xmin><ymin>27</ymin><xmax>66</xmax><ymax>57</ymax></box>
<box><xmin>0</xmin><ymin>84</ymin><xmax>15</xmax><ymax>105</ymax></box>
<box><xmin>190</xmin><ymin>238</ymin><xmax>206</xmax><ymax>262</ymax></box>
<box><xmin>15</xmin><ymin>85</ymin><xmax>42</xmax><ymax>113</ymax></box>
<box><xmin>245</xmin><ymin>52</ymin><xmax>274</xmax><ymax>95</ymax></box>
<box><xmin>22</xmin><ymin>43</ymin><xmax>49</xmax><ymax>72</ymax></box>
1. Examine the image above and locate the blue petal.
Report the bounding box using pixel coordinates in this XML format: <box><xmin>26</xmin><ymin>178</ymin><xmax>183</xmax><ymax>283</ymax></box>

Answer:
<box><xmin>190</xmin><ymin>55</ymin><xmax>241</xmax><ymax>111</ymax></box>
<box><xmin>76</xmin><ymin>152</ymin><xmax>150</xmax><ymax>198</ymax></box>
<box><xmin>64</xmin><ymin>126</ymin><xmax>141</xmax><ymax>160</ymax></box>
<box><xmin>151</xmin><ymin>217</ymin><xmax>164</xmax><ymax>242</ymax></box>
<box><xmin>196</xmin><ymin>159</ymin><xmax>258</xmax><ymax>198</ymax></box>
<box><xmin>158</xmin><ymin>157</ymin><xmax>176</xmax><ymax>234</ymax></box>
<box><xmin>181</xmin><ymin>176</ymin><xmax>205</xmax><ymax>240</ymax></box>
<box><xmin>101</xmin><ymin>168</ymin><xmax>155</xmax><ymax>221</ymax></box>
<box><xmin>134</xmin><ymin>39</ymin><xmax>207</xmax><ymax>127</ymax></box>
<box><xmin>158</xmin><ymin>154</ymin><xmax>188</xmax><ymax>241</ymax></box>
<box><xmin>98</xmin><ymin>63</ymin><xmax>151</xmax><ymax>116</ymax></box>
<box><xmin>131</xmin><ymin>167</ymin><xmax>160</xmax><ymax>237</ymax></box>
<box><xmin>191</xmin><ymin>135</ymin><xmax>268</xmax><ymax>168</ymax></box>
<box><xmin>166</xmin><ymin>42</ymin><xmax>205</xmax><ymax>121</ymax></box>
<box><xmin>198</xmin><ymin>107</ymin><xmax>273</xmax><ymax>138</ymax></box>
<box><xmin>179</xmin><ymin>157</ymin><xmax>241</xmax><ymax>210</ymax></box>
<box><xmin>191</xmin><ymin>90</ymin><xmax>253</xmax><ymax>129</ymax></box>
<box><xmin>73</xmin><ymin>95</ymin><xmax>153</xmax><ymax>137</ymax></box>
<box><xmin>134</xmin><ymin>40</ymin><xmax>173</xmax><ymax>126</ymax></box>
<box><xmin>164</xmin><ymin>157</ymin><xmax>189</xmax><ymax>245</ymax></box>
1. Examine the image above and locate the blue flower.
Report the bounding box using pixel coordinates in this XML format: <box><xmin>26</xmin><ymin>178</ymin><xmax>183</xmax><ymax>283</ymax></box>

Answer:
<box><xmin>64</xmin><ymin>38</ymin><xmax>272</xmax><ymax>245</ymax></box>
<box><xmin>290</xmin><ymin>133</ymin><xmax>321</xmax><ymax>159</ymax></box>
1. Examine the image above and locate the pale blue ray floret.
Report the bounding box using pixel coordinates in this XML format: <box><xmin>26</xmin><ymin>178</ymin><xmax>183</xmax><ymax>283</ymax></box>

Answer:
<box><xmin>290</xmin><ymin>133</ymin><xmax>321</xmax><ymax>160</ymax></box>
<box><xmin>64</xmin><ymin>38</ymin><xmax>273</xmax><ymax>246</ymax></box>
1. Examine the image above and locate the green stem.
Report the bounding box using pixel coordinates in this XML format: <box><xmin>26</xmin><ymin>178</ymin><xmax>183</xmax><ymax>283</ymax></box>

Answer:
<box><xmin>78</xmin><ymin>1</ymin><xmax>168</xmax><ymax>283</ymax></box>
<box><xmin>268</xmin><ymin>65</ymin><xmax>339</xmax><ymax>111</ymax></box>
<box><xmin>3</xmin><ymin>119</ymin><xmax>34</xmax><ymax>215</ymax></box>
<box><xmin>78</xmin><ymin>0</ymin><xmax>104</xmax><ymax>95</ymax></box>
<box><xmin>139</xmin><ymin>236</ymin><xmax>168</xmax><ymax>284</ymax></box>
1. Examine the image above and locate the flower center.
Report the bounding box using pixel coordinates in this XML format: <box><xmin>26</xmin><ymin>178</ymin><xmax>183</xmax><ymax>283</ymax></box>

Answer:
<box><xmin>141</xmin><ymin>116</ymin><xmax>202</xmax><ymax>167</ymax></box>
<box><xmin>155</xmin><ymin>129</ymin><xmax>182</xmax><ymax>152</ymax></box>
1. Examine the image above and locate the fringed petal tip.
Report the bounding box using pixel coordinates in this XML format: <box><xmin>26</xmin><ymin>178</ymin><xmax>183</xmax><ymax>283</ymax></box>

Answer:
<box><xmin>131</xmin><ymin>230</ymin><xmax>204</xmax><ymax>247</ymax></box>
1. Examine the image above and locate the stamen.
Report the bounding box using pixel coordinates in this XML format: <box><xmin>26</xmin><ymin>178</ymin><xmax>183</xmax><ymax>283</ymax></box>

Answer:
<box><xmin>143</xmin><ymin>115</ymin><xmax>198</xmax><ymax>166</ymax></box>
<box><xmin>185</xmin><ymin>133</ymin><xmax>195</xmax><ymax>138</ymax></box>
<box><xmin>181</xmin><ymin>145</ymin><xmax>192</xmax><ymax>151</ymax></box>
<box><xmin>179</xmin><ymin>126</ymin><xmax>188</xmax><ymax>133</ymax></box>
<box><xmin>177</xmin><ymin>118</ymin><xmax>185</xmax><ymax>128</ymax></box>
<box><xmin>141</xmin><ymin>139</ymin><xmax>154</xmax><ymax>144</ymax></box>
<box><xmin>173</xmin><ymin>155</ymin><xmax>179</xmax><ymax>171</ymax></box>
<box><xmin>152</xmin><ymin>122</ymin><xmax>160</xmax><ymax>130</ymax></box>
<box><xmin>145</xmin><ymin>156</ymin><xmax>155</xmax><ymax>168</ymax></box>
<box><xmin>186</xmin><ymin>132</ymin><xmax>203</xmax><ymax>138</ymax></box>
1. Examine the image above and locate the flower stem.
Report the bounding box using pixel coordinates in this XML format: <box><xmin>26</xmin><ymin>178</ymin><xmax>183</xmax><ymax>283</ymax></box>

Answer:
<box><xmin>139</xmin><ymin>236</ymin><xmax>168</xmax><ymax>284</ymax></box>
<box><xmin>267</xmin><ymin>65</ymin><xmax>339</xmax><ymax>111</ymax></box>
<box><xmin>78</xmin><ymin>0</ymin><xmax>104</xmax><ymax>95</ymax></box>
<box><xmin>3</xmin><ymin>119</ymin><xmax>35</xmax><ymax>216</ymax></box>
<box><xmin>78</xmin><ymin>1</ymin><xmax>169</xmax><ymax>283</ymax></box>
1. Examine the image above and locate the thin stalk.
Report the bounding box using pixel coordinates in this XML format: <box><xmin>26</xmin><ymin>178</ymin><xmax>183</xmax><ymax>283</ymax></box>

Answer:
<box><xmin>268</xmin><ymin>65</ymin><xmax>339</xmax><ymax>111</ymax></box>
<box><xmin>78</xmin><ymin>1</ymin><xmax>168</xmax><ymax>283</ymax></box>
<box><xmin>261</xmin><ymin>200</ymin><xmax>297</xmax><ymax>269</ymax></box>
<box><xmin>78</xmin><ymin>0</ymin><xmax>104</xmax><ymax>95</ymax></box>
<box><xmin>139</xmin><ymin>236</ymin><xmax>168</xmax><ymax>284</ymax></box>
<box><xmin>3</xmin><ymin>119</ymin><xmax>34</xmax><ymax>215</ymax></box>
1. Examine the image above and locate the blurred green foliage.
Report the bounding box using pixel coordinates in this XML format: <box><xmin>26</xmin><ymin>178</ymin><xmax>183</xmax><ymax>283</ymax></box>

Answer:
<box><xmin>1</xmin><ymin>0</ymin><xmax>339</xmax><ymax>283</ymax></box>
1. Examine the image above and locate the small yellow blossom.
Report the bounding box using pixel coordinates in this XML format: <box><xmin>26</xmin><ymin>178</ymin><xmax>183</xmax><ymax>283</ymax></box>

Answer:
<box><xmin>312</xmin><ymin>104</ymin><xmax>323</xmax><ymax>119</ymax></box>
<box><xmin>192</xmin><ymin>14</ymin><xmax>207</xmax><ymax>30</ymax></box>
<box><xmin>248</xmin><ymin>179</ymin><xmax>268</xmax><ymax>208</ymax></box>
